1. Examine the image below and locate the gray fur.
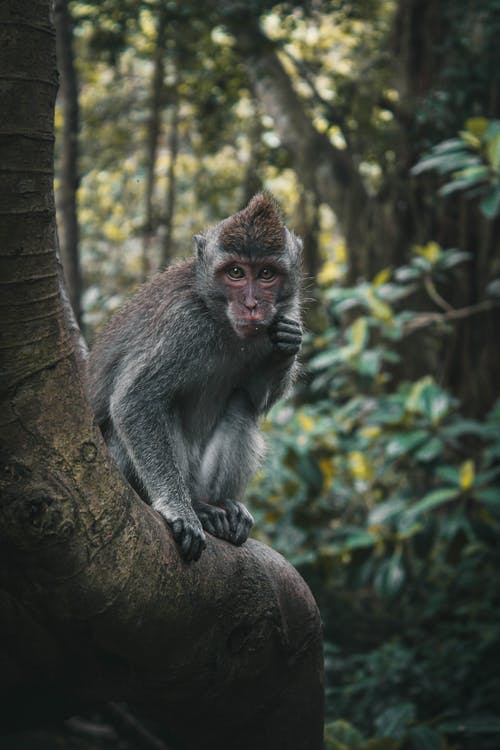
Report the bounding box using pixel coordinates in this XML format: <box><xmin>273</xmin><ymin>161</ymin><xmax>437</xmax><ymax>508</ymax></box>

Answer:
<box><xmin>85</xmin><ymin>194</ymin><xmax>303</xmax><ymax>561</ymax></box>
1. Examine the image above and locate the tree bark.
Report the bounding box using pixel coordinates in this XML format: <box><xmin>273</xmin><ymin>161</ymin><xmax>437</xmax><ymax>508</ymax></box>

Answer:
<box><xmin>0</xmin><ymin>4</ymin><xmax>324</xmax><ymax>748</ymax></box>
<box><xmin>161</xmin><ymin>69</ymin><xmax>180</xmax><ymax>267</ymax></box>
<box><xmin>55</xmin><ymin>0</ymin><xmax>82</xmax><ymax>326</ymax></box>
<box><xmin>142</xmin><ymin>3</ymin><xmax>168</xmax><ymax>279</ymax></box>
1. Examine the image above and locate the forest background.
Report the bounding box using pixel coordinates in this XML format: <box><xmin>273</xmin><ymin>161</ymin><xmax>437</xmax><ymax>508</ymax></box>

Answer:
<box><xmin>55</xmin><ymin>1</ymin><xmax>500</xmax><ymax>748</ymax></box>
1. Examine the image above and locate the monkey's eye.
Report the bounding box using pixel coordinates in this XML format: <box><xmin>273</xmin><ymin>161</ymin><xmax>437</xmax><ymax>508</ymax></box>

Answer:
<box><xmin>259</xmin><ymin>267</ymin><xmax>276</xmax><ymax>281</ymax></box>
<box><xmin>226</xmin><ymin>265</ymin><xmax>245</xmax><ymax>280</ymax></box>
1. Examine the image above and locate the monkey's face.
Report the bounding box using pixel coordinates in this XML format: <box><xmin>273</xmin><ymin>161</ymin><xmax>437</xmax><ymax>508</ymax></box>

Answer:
<box><xmin>217</xmin><ymin>258</ymin><xmax>283</xmax><ymax>338</ymax></box>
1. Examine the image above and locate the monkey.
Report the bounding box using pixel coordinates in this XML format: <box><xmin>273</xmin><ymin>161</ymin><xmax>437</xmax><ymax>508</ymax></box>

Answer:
<box><xmin>85</xmin><ymin>192</ymin><xmax>303</xmax><ymax>562</ymax></box>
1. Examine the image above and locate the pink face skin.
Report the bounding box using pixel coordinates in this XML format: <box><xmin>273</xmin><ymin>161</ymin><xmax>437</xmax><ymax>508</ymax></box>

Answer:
<box><xmin>217</xmin><ymin>257</ymin><xmax>283</xmax><ymax>338</ymax></box>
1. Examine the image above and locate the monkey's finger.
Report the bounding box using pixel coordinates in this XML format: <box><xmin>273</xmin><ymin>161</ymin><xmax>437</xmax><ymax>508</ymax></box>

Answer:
<box><xmin>274</xmin><ymin>332</ymin><xmax>302</xmax><ymax>345</ymax></box>
<box><xmin>223</xmin><ymin>502</ymin><xmax>240</xmax><ymax>534</ymax></box>
<box><xmin>171</xmin><ymin>519</ymin><xmax>185</xmax><ymax>544</ymax></box>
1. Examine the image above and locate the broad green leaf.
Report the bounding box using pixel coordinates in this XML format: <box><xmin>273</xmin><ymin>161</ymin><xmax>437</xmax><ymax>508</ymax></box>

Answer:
<box><xmin>486</xmin><ymin>278</ymin><xmax>500</xmax><ymax>298</ymax></box>
<box><xmin>406</xmin><ymin>377</ymin><xmax>452</xmax><ymax>423</ymax></box>
<box><xmin>438</xmin><ymin>249</ymin><xmax>471</xmax><ymax>269</ymax></box>
<box><xmin>386</xmin><ymin>430</ymin><xmax>429</xmax><ymax>458</ymax></box>
<box><xmin>375</xmin><ymin>553</ymin><xmax>406</xmax><ymax>597</ymax></box>
<box><xmin>474</xmin><ymin>487</ymin><xmax>500</xmax><ymax>506</ymax></box>
<box><xmin>358</xmin><ymin>350</ymin><xmax>381</xmax><ymax>378</ymax></box>
<box><xmin>409</xmin><ymin>487</ymin><xmax>459</xmax><ymax>517</ymax></box>
<box><xmin>414</xmin><ymin>436</ymin><xmax>443</xmax><ymax>462</ymax></box>
<box><xmin>394</xmin><ymin>265</ymin><xmax>423</xmax><ymax>282</ymax></box>
<box><xmin>375</xmin><ymin>703</ymin><xmax>416</xmax><ymax>739</ymax></box>
<box><xmin>480</xmin><ymin>186</ymin><xmax>500</xmax><ymax>219</ymax></box>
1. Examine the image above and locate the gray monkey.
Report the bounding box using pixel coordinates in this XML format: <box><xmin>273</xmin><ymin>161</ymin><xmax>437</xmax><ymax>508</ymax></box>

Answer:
<box><xmin>86</xmin><ymin>193</ymin><xmax>303</xmax><ymax>561</ymax></box>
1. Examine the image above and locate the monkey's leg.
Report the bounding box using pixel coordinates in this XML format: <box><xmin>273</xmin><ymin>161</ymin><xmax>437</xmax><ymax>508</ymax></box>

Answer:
<box><xmin>109</xmin><ymin>376</ymin><xmax>206</xmax><ymax>562</ymax></box>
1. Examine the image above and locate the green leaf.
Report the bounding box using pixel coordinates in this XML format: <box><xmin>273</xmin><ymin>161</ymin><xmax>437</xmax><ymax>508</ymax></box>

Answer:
<box><xmin>386</xmin><ymin>430</ymin><xmax>429</xmax><ymax>458</ymax></box>
<box><xmin>474</xmin><ymin>487</ymin><xmax>500</xmax><ymax>507</ymax></box>
<box><xmin>408</xmin><ymin>487</ymin><xmax>459</xmax><ymax>517</ymax></box>
<box><xmin>375</xmin><ymin>703</ymin><xmax>416</xmax><ymax>739</ymax></box>
<box><xmin>486</xmin><ymin>278</ymin><xmax>500</xmax><ymax>298</ymax></box>
<box><xmin>374</xmin><ymin>553</ymin><xmax>406</xmax><ymax>597</ymax></box>
<box><xmin>414</xmin><ymin>436</ymin><xmax>443</xmax><ymax>462</ymax></box>
<box><xmin>480</xmin><ymin>187</ymin><xmax>500</xmax><ymax>219</ymax></box>
<box><xmin>406</xmin><ymin>377</ymin><xmax>452</xmax><ymax>423</ymax></box>
<box><xmin>358</xmin><ymin>350</ymin><xmax>381</xmax><ymax>378</ymax></box>
<box><xmin>309</xmin><ymin>348</ymin><xmax>343</xmax><ymax>371</ymax></box>
<box><xmin>438</xmin><ymin>249</ymin><xmax>471</xmax><ymax>269</ymax></box>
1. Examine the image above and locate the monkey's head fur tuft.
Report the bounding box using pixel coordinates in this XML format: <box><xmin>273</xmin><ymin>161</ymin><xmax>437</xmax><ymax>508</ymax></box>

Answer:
<box><xmin>218</xmin><ymin>192</ymin><xmax>285</xmax><ymax>258</ymax></box>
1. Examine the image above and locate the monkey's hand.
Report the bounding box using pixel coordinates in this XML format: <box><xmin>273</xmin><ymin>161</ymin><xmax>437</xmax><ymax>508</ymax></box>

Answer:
<box><xmin>269</xmin><ymin>315</ymin><xmax>302</xmax><ymax>357</ymax></box>
<box><xmin>156</xmin><ymin>502</ymin><xmax>206</xmax><ymax>562</ymax></box>
<box><xmin>193</xmin><ymin>500</ymin><xmax>253</xmax><ymax>546</ymax></box>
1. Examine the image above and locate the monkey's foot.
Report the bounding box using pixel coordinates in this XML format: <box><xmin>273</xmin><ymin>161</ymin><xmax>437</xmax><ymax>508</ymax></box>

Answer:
<box><xmin>193</xmin><ymin>500</ymin><xmax>254</xmax><ymax>546</ymax></box>
<box><xmin>269</xmin><ymin>315</ymin><xmax>302</xmax><ymax>356</ymax></box>
<box><xmin>167</xmin><ymin>513</ymin><xmax>206</xmax><ymax>562</ymax></box>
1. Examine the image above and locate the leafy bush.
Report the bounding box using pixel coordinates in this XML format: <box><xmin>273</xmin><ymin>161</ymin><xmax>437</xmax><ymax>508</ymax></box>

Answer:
<box><xmin>248</xmin><ymin>247</ymin><xmax>500</xmax><ymax>749</ymax></box>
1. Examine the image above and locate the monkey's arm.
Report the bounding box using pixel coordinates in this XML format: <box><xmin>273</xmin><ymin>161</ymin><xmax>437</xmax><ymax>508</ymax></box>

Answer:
<box><xmin>109</xmin><ymin>362</ymin><xmax>206</xmax><ymax>562</ymax></box>
<box><xmin>246</xmin><ymin>315</ymin><xmax>302</xmax><ymax>414</ymax></box>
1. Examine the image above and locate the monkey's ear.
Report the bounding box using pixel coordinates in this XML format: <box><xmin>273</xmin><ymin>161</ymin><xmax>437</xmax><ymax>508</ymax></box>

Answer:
<box><xmin>194</xmin><ymin>234</ymin><xmax>207</xmax><ymax>257</ymax></box>
<box><xmin>285</xmin><ymin>228</ymin><xmax>303</xmax><ymax>265</ymax></box>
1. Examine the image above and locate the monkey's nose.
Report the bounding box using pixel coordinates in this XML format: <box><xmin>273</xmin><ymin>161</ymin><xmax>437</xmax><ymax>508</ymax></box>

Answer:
<box><xmin>245</xmin><ymin>298</ymin><xmax>258</xmax><ymax>310</ymax></box>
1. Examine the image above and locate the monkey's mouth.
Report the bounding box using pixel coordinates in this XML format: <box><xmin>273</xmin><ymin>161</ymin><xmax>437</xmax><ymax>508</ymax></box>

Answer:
<box><xmin>233</xmin><ymin>318</ymin><xmax>267</xmax><ymax>336</ymax></box>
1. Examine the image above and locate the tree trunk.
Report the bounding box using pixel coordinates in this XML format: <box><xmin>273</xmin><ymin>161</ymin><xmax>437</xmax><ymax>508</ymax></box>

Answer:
<box><xmin>142</xmin><ymin>3</ymin><xmax>167</xmax><ymax>279</ymax></box>
<box><xmin>161</xmin><ymin>69</ymin><xmax>180</xmax><ymax>267</ymax></box>
<box><xmin>229</xmin><ymin>19</ymin><xmax>372</xmax><ymax>280</ymax></box>
<box><xmin>54</xmin><ymin>0</ymin><xmax>82</xmax><ymax>326</ymax></box>
<box><xmin>0</xmin><ymin>4</ymin><xmax>324</xmax><ymax>748</ymax></box>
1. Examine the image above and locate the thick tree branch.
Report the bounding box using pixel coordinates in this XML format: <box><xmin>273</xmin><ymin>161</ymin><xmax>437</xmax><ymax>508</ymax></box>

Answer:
<box><xmin>0</xmin><ymin>4</ymin><xmax>324</xmax><ymax>748</ymax></box>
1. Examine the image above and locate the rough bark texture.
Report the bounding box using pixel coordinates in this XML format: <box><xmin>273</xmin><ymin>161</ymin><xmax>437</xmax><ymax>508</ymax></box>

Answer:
<box><xmin>0</xmin><ymin>4</ymin><xmax>324</xmax><ymax>748</ymax></box>
<box><xmin>54</xmin><ymin>0</ymin><xmax>82</xmax><ymax>325</ymax></box>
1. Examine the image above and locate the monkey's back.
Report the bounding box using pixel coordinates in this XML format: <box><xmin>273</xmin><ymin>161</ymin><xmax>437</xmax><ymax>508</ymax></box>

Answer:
<box><xmin>85</xmin><ymin>258</ymin><xmax>206</xmax><ymax>424</ymax></box>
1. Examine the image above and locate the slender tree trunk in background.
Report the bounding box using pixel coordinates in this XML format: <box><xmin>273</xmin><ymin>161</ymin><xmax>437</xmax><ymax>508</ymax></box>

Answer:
<box><xmin>55</xmin><ymin>0</ymin><xmax>82</xmax><ymax>326</ymax></box>
<box><xmin>0</xmin><ymin>5</ymin><xmax>324</xmax><ymax>748</ymax></box>
<box><xmin>142</xmin><ymin>3</ymin><xmax>167</xmax><ymax>279</ymax></box>
<box><xmin>161</xmin><ymin>69</ymin><xmax>180</xmax><ymax>267</ymax></box>
<box><xmin>228</xmin><ymin>18</ymin><xmax>372</xmax><ymax>280</ymax></box>
<box><xmin>241</xmin><ymin>114</ymin><xmax>265</xmax><ymax>207</ymax></box>
<box><xmin>295</xmin><ymin>187</ymin><xmax>321</xmax><ymax>282</ymax></box>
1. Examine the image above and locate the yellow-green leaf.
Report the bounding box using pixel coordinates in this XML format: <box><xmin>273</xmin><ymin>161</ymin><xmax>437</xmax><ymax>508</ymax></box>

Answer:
<box><xmin>414</xmin><ymin>241</ymin><xmax>441</xmax><ymax>264</ymax></box>
<box><xmin>459</xmin><ymin>460</ymin><xmax>475</xmax><ymax>491</ymax></box>
<box><xmin>372</xmin><ymin>267</ymin><xmax>392</xmax><ymax>287</ymax></box>
<box><xmin>465</xmin><ymin>116</ymin><xmax>489</xmax><ymax>139</ymax></box>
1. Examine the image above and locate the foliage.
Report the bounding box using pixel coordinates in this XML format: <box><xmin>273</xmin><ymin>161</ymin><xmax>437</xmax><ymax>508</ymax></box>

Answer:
<box><xmin>249</xmin><ymin>250</ymin><xmax>500</xmax><ymax>748</ymax></box>
<box><xmin>412</xmin><ymin>118</ymin><xmax>500</xmax><ymax>220</ymax></box>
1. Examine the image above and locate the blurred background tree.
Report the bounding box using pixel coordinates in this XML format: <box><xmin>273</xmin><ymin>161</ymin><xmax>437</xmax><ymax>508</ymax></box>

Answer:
<box><xmin>54</xmin><ymin>0</ymin><xmax>500</xmax><ymax>747</ymax></box>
